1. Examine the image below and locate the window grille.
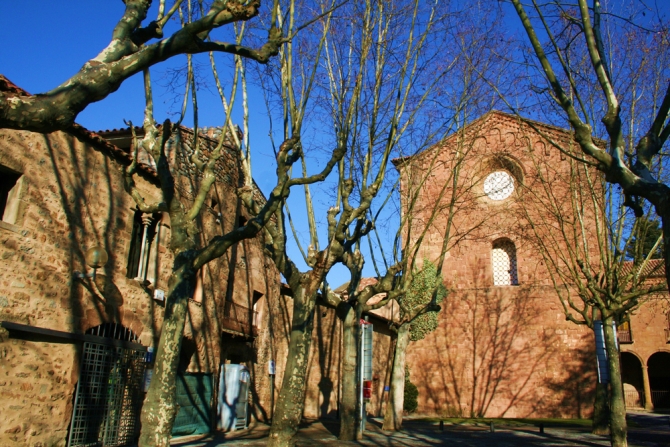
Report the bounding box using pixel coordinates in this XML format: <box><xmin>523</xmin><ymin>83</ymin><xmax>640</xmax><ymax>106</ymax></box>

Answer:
<box><xmin>68</xmin><ymin>324</ymin><xmax>146</xmax><ymax>447</ymax></box>
<box><xmin>492</xmin><ymin>239</ymin><xmax>518</xmax><ymax>286</ymax></box>
<box><xmin>484</xmin><ymin>171</ymin><xmax>514</xmax><ymax>201</ymax></box>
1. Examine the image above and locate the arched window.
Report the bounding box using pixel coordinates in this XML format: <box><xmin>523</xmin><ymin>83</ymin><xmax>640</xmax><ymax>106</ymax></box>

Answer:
<box><xmin>492</xmin><ymin>239</ymin><xmax>518</xmax><ymax>286</ymax></box>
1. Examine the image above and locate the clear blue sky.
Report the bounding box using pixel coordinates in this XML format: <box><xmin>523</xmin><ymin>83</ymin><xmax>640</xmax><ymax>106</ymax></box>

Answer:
<box><xmin>2</xmin><ymin>1</ymin><xmax>669</xmax><ymax>288</ymax></box>
<box><xmin>0</xmin><ymin>1</ymin><xmax>350</xmax><ymax>284</ymax></box>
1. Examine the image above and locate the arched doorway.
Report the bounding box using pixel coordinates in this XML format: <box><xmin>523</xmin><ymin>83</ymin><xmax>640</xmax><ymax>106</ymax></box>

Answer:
<box><xmin>648</xmin><ymin>352</ymin><xmax>670</xmax><ymax>409</ymax></box>
<box><xmin>620</xmin><ymin>352</ymin><xmax>644</xmax><ymax>409</ymax></box>
<box><xmin>68</xmin><ymin>323</ymin><xmax>148</xmax><ymax>447</ymax></box>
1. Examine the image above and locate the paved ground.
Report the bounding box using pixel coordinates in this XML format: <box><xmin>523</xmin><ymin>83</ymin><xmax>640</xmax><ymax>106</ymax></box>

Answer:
<box><xmin>172</xmin><ymin>413</ymin><xmax>670</xmax><ymax>447</ymax></box>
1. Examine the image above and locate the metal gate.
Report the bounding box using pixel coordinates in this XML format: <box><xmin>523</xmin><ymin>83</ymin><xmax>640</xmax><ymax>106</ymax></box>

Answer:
<box><xmin>68</xmin><ymin>324</ymin><xmax>147</xmax><ymax>447</ymax></box>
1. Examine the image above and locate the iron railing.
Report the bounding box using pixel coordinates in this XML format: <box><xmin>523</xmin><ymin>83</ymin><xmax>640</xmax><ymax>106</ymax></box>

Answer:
<box><xmin>651</xmin><ymin>390</ymin><xmax>670</xmax><ymax>408</ymax></box>
<box><xmin>221</xmin><ymin>301</ymin><xmax>258</xmax><ymax>337</ymax></box>
<box><xmin>623</xmin><ymin>389</ymin><xmax>643</xmax><ymax>409</ymax></box>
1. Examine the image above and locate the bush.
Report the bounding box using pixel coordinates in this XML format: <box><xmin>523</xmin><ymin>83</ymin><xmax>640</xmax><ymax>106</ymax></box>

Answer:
<box><xmin>404</xmin><ymin>379</ymin><xmax>418</xmax><ymax>413</ymax></box>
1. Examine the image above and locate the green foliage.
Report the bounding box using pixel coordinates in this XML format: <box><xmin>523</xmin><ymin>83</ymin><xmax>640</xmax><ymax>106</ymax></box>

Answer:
<box><xmin>404</xmin><ymin>365</ymin><xmax>418</xmax><ymax>413</ymax></box>
<box><xmin>625</xmin><ymin>216</ymin><xmax>663</xmax><ymax>262</ymax></box>
<box><xmin>402</xmin><ymin>261</ymin><xmax>447</xmax><ymax>341</ymax></box>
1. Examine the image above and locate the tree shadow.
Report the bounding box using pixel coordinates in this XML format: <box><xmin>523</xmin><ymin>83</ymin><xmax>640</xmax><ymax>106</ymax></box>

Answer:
<box><xmin>410</xmin><ymin>262</ymin><xmax>566</xmax><ymax>419</ymax></box>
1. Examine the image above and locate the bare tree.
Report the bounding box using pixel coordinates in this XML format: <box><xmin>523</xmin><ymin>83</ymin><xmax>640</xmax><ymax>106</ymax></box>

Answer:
<box><xmin>518</xmin><ymin>148</ymin><xmax>665</xmax><ymax>447</ymax></box>
<box><xmin>508</xmin><ymin>0</ymin><xmax>670</xmax><ymax>299</ymax></box>
<box><xmin>115</xmin><ymin>2</ymin><xmax>350</xmax><ymax>445</ymax></box>
<box><xmin>253</xmin><ymin>0</ymin><xmax>464</xmax><ymax>444</ymax></box>
<box><xmin>0</xmin><ymin>0</ymin><xmax>283</xmax><ymax>132</ymax></box>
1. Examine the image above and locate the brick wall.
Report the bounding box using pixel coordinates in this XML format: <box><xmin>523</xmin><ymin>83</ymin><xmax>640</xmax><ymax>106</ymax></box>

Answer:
<box><xmin>399</xmin><ymin>111</ymin><xmax>623</xmax><ymax>418</ymax></box>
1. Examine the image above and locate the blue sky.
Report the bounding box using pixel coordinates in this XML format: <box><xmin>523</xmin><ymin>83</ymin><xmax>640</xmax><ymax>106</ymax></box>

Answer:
<box><xmin>0</xmin><ymin>1</ymin><xmax>352</xmax><ymax>284</ymax></box>
<box><xmin>2</xmin><ymin>1</ymin><xmax>669</xmax><ymax>288</ymax></box>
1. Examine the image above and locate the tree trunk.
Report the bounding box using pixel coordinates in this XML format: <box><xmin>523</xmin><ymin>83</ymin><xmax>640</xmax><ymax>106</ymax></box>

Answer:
<box><xmin>267</xmin><ymin>283</ymin><xmax>318</xmax><ymax>447</ymax></box>
<box><xmin>382</xmin><ymin>324</ymin><xmax>409</xmax><ymax>431</ymax></box>
<box><xmin>661</xmin><ymin>210</ymin><xmax>670</xmax><ymax>294</ymax></box>
<box><xmin>592</xmin><ymin>381</ymin><xmax>610</xmax><ymax>435</ymax></box>
<box><xmin>138</xmin><ymin>266</ymin><xmax>196</xmax><ymax>447</ymax></box>
<box><xmin>603</xmin><ymin>316</ymin><xmax>627</xmax><ymax>447</ymax></box>
<box><xmin>338</xmin><ymin>303</ymin><xmax>361</xmax><ymax>441</ymax></box>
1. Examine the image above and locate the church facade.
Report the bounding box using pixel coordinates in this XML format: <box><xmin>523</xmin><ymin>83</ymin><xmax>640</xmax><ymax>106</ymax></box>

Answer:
<box><xmin>394</xmin><ymin>111</ymin><xmax>670</xmax><ymax>418</ymax></box>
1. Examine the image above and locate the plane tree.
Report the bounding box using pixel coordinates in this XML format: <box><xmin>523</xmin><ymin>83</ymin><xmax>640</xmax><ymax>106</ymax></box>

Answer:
<box><xmin>115</xmin><ymin>1</ymin><xmax>346</xmax><ymax>445</ymax></box>
<box><xmin>255</xmin><ymin>1</ymin><xmax>453</xmax><ymax>443</ymax></box>
<box><xmin>264</xmin><ymin>0</ymin><xmax>509</xmax><ymax>440</ymax></box>
<box><xmin>0</xmin><ymin>0</ymin><xmax>283</xmax><ymax>133</ymax></box>
<box><xmin>508</xmin><ymin>0</ymin><xmax>670</xmax><ymax>295</ymax></box>
<box><xmin>518</xmin><ymin>151</ymin><xmax>666</xmax><ymax>447</ymax></box>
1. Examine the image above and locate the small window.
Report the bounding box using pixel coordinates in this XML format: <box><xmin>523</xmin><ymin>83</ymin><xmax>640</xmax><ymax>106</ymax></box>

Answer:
<box><xmin>127</xmin><ymin>210</ymin><xmax>161</xmax><ymax>283</ymax></box>
<box><xmin>492</xmin><ymin>239</ymin><xmax>518</xmax><ymax>286</ymax></box>
<box><xmin>618</xmin><ymin>320</ymin><xmax>633</xmax><ymax>343</ymax></box>
<box><xmin>0</xmin><ymin>166</ymin><xmax>22</xmax><ymax>225</ymax></box>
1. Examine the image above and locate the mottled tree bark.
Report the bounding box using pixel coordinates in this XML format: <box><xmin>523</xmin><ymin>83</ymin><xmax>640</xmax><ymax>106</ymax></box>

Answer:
<box><xmin>267</xmin><ymin>282</ymin><xmax>318</xmax><ymax>447</ymax></box>
<box><xmin>338</xmin><ymin>303</ymin><xmax>361</xmax><ymax>441</ymax></box>
<box><xmin>603</xmin><ymin>317</ymin><xmax>627</xmax><ymax>447</ymax></box>
<box><xmin>139</xmin><ymin>261</ymin><xmax>197</xmax><ymax>447</ymax></box>
<box><xmin>382</xmin><ymin>324</ymin><xmax>409</xmax><ymax>431</ymax></box>
<box><xmin>0</xmin><ymin>1</ymin><xmax>281</xmax><ymax>133</ymax></box>
<box><xmin>592</xmin><ymin>381</ymin><xmax>610</xmax><ymax>435</ymax></box>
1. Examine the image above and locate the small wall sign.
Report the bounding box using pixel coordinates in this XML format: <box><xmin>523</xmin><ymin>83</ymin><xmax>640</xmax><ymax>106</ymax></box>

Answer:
<box><xmin>153</xmin><ymin>289</ymin><xmax>165</xmax><ymax>301</ymax></box>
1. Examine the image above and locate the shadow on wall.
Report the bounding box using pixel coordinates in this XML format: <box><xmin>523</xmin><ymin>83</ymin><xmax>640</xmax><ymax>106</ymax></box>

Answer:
<box><xmin>541</xmin><ymin>334</ymin><xmax>596</xmax><ymax>418</ymax></box>
<box><xmin>0</xmin><ymin>130</ymin><xmax>164</xmax><ymax>446</ymax></box>
<box><xmin>411</xmin><ymin>264</ymin><xmax>578</xmax><ymax>419</ymax></box>
<box><xmin>44</xmin><ymin>133</ymin><xmax>159</xmax><ymax>335</ymax></box>
<box><xmin>314</xmin><ymin>308</ymin><xmax>340</xmax><ymax>419</ymax></box>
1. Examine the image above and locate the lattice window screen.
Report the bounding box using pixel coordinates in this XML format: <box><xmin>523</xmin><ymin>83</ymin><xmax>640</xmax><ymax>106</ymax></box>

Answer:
<box><xmin>492</xmin><ymin>240</ymin><xmax>518</xmax><ymax>286</ymax></box>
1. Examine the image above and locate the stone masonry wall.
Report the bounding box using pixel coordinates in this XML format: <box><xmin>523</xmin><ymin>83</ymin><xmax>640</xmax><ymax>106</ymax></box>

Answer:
<box><xmin>0</xmin><ymin>128</ymin><xmax>172</xmax><ymax>446</ymax></box>
<box><xmin>0</xmin><ymin>124</ymin><xmax>281</xmax><ymax>445</ymax></box>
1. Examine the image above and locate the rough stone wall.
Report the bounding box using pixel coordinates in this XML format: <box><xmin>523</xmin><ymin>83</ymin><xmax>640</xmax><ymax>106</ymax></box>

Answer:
<box><xmin>0</xmin><ymin>128</ymin><xmax>172</xmax><ymax>446</ymax></box>
<box><xmin>0</xmin><ymin>125</ymin><xmax>281</xmax><ymax>445</ymax></box>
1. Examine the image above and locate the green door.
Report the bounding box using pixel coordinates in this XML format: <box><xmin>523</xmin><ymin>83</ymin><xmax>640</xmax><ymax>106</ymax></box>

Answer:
<box><xmin>171</xmin><ymin>373</ymin><xmax>213</xmax><ymax>436</ymax></box>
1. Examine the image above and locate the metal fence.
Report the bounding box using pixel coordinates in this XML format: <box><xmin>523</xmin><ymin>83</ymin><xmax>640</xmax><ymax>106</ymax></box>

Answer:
<box><xmin>68</xmin><ymin>341</ymin><xmax>147</xmax><ymax>447</ymax></box>
<box><xmin>623</xmin><ymin>389</ymin><xmax>643</xmax><ymax>409</ymax></box>
<box><xmin>651</xmin><ymin>390</ymin><xmax>670</xmax><ymax>408</ymax></box>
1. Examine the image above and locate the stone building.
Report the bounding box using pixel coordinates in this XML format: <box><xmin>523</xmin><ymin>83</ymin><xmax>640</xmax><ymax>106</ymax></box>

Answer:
<box><xmin>0</xmin><ymin>76</ymin><xmax>282</xmax><ymax>446</ymax></box>
<box><xmin>394</xmin><ymin>111</ymin><xmax>670</xmax><ymax>418</ymax></box>
<box><xmin>0</xmin><ymin>74</ymin><xmax>397</xmax><ymax>447</ymax></box>
<box><xmin>2</xmin><ymin>73</ymin><xmax>668</xmax><ymax>446</ymax></box>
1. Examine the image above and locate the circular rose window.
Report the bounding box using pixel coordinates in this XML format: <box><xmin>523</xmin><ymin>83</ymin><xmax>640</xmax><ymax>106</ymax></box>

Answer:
<box><xmin>483</xmin><ymin>171</ymin><xmax>514</xmax><ymax>200</ymax></box>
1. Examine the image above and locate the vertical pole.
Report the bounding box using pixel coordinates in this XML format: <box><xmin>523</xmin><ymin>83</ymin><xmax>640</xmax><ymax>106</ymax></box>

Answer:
<box><xmin>642</xmin><ymin>364</ymin><xmax>653</xmax><ymax>411</ymax></box>
<box><xmin>136</xmin><ymin>215</ymin><xmax>150</xmax><ymax>281</ymax></box>
<box><xmin>270</xmin><ymin>374</ymin><xmax>275</xmax><ymax>422</ymax></box>
<box><xmin>359</xmin><ymin>319</ymin><xmax>365</xmax><ymax>435</ymax></box>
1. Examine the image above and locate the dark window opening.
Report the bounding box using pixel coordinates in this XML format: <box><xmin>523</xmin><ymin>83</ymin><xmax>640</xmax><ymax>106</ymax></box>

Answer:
<box><xmin>0</xmin><ymin>166</ymin><xmax>21</xmax><ymax>223</ymax></box>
